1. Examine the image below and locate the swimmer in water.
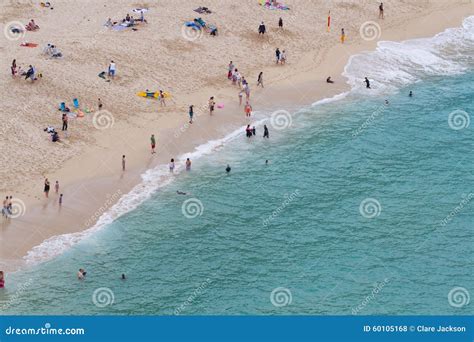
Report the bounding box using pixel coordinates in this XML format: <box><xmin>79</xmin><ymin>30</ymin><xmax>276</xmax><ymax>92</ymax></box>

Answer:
<box><xmin>121</xmin><ymin>274</ymin><xmax>126</xmax><ymax>280</ymax></box>
<box><xmin>409</xmin><ymin>91</ymin><xmax>413</xmax><ymax>97</ymax></box>
<box><xmin>77</xmin><ymin>268</ymin><xmax>86</xmax><ymax>280</ymax></box>
<box><xmin>265</xmin><ymin>159</ymin><xmax>269</xmax><ymax>165</ymax></box>
<box><xmin>176</xmin><ymin>191</ymin><xmax>187</xmax><ymax>195</ymax></box>
<box><xmin>385</xmin><ymin>99</ymin><xmax>389</xmax><ymax>105</ymax></box>
<box><xmin>225</xmin><ymin>164</ymin><xmax>231</xmax><ymax>173</ymax></box>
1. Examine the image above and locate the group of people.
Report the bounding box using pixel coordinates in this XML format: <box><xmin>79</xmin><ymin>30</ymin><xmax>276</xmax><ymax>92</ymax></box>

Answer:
<box><xmin>275</xmin><ymin>48</ymin><xmax>287</xmax><ymax>64</ymax></box>
<box><xmin>168</xmin><ymin>158</ymin><xmax>192</xmax><ymax>172</ymax></box>
<box><xmin>105</xmin><ymin>11</ymin><xmax>147</xmax><ymax>28</ymax></box>
<box><xmin>25</xmin><ymin>19</ymin><xmax>39</xmax><ymax>31</ymax></box>
<box><xmin>43</xmin><ymin>43</ymin><xmax>62</xmax><ymax>58</ymax></box>
<box><xmin>245</xmin><ymin>124</ymin><xmax>270</xmax><ymax>138</ymax></box>
<box><xmin>2</xmin><ymin>196</ymin><xmax>14</xmax><ymax>218</ymax></box>
<box><xmin>43</xmin><ymin>178</ymin><xmax>63</xmax><ymax>204</ymax></box>
<box><xmin>10</xmin><ymin>60</ymin><xmax>38</xmax><ymax>82</ymax></box>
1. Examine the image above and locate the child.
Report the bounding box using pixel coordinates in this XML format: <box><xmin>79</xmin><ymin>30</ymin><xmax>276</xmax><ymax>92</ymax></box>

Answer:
<box><xmin>244</xmin><ymin>102</ymin><xmax>252</xmax><ymax>117</ymax></box>
<box><xmin>55</xmin><ymin>180</ymin><xmax>59</xmax><ymax>193</ymax></box>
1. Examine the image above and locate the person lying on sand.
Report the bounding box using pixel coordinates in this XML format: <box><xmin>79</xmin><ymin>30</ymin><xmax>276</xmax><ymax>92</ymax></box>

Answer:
<box><xmin>25</xmin><ymin>19</ymin><xmax>40</xmax><ymax>31</ymax></box>
<box><xmin>326</xmin><ymin>76</ymin><xmax>334</xmax><ymax>83</ymax></box>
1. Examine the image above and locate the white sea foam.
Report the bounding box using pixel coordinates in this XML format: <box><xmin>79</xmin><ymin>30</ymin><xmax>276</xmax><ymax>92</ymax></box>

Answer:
<box><xmin>23</xmin><ymin>16</ymin><xmax>474</xmax><ymax>266</ymax></box>
<box><xmin>343</xmin><ymin>15</ymin><xmax>474</xmax><ymax>94</ymax></box>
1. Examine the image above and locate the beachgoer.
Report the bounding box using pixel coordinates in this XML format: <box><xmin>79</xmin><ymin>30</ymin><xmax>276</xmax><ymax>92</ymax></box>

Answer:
<box><xmin>258</xmin><ymin>21</ymin><xmax>266</xmax><ymax>35</ymax></box>
<box><xmin>59</xmin><ymin>193</ymin><xmax>63</xmax><ymax>206</ymax></box>
<box><xmin>341</xmin><ymin>28</ymin><xmax>345</xmax><ymax>43</ymax></box>
<box><xmin>209</xmin><ymin>97</ymin><xmax>215</xmax><ymax>115</ymax></box>
<box><xmin>77</xmin><ymin>268</ymin><xmax>86</xmax><ymax>280</ymax></box>
<box><xmin>54</xmin><ymin>180</ymin><xmax>59</xmax><ymax>193</ymax></box>
<box><xmin>150</xmin><ymin>134</ymin><xmax>156</xmax><ymax>154</ymax></box>
<box><xmin>44</xmin><ymin>178</ymin><xmax>50</xmax><ymax>198</ymax></box>
<box><xmin>7</xmin><ymin>196</ymin><xmax>12</xmax><ymax>215</ymax></box>
<box><xmin>238</xmin><ymin>91</ymin><xmax>243</xmax><ymax>106</ymax></box>
<box><xmin>186</xmin><ymin>158</ymin><xmax>191</xmax><ymax>171</ymax></box>
<box><xmin>263</xmin><ymin>125</ymin><xmax>269</xmax><ymax>138</ymax></box>
<box><xmin>0</xmin><ymin>271</ymin><xmax>4</xmax><ymax>288</ymax></box>
<box><xmin>98</xmin><ymin>98</ymin><xmax>103</xmax><ymax>110</ymax></box>
<box><xmin>108</xmin><ymin>60</ymin><xmax>116</xmax><ymax>78</ymax></box>
<box><xmin>244</xmin><ymin>84</ymin><xmax>250</xmax><ymax>100</ymax></box>
<box><xmin>257</xmin><ymin>72</ymin><xmax>264</xmax><ymax>88</ymax></box>
<box><xmin>252</xmin><ymin>126</ymin><xmax>256</xmax><ymax>136</ymax></box>
<box><xmin>409</xmin><ymin>91</ymin><xmax>413</xmax><ymax>97</ymax></box>
<box><xmin>275</xmin><ymin>48</ymin><xmax>281</xmax><ymax>64</ymax></box>
<box><xmin>265</xmin><ymin>159</ymin><xmax>269</xmax><ymax>165</ymax></box>
<box><xmin>159</xmin><ymin>90</ymin><xmax>166</xmax><ymax>106</ymax></box>
<box><xmin>169</xmin><ymin>158</ymin><xmax>175</xmax><ymax>172</ymax></box>
<box><xmin>11</xmin><ymin>59</ymin><xmax>16</xmax><ymax>77</ymax></box>
<box><xmin>364</xmin><ymin>77</ymin><xmax>371</xmax><ymax>89</ymax></box>
<box><xmin>189</xmin><ymin>105</ymin><xmax>194</xmax><ymax>123</ymax></box>
<box><xmin>278</xmin><ymin>17</ymin><xmax>283</xmax><ymax>29</ymax></box>
<box><xmin>226</xmin><ymin>164</ymin><xmax>231</xmax><ymax>173</ymax></box>
<box><xmin>246</xmin><ymin>124</ymin><xmax>252</xmax><ymax>138</ymax></box>
<box><xmin>228</xmin><ymin>61</ymin><xmax>234</xmax><ymax>79</ymax></box>
<box><xmin>177</xmin><ymin>191</ymin><xmax>187</xmax><ymax>195</ymax></box>
<box><xmin>25</xmin><ymin>65</ymin><xmax>35</xmax><ymax>81</ymax></box>
<box><xmin>326</xmin><ymin>76</ymin><xmax>334</xmax><ymax>83</ymax></box>
<box><xmin>122</xmin><ymin>155</ymin><xmax>126</xmax><ymax>171</ymax></box>
<box><xmin>62</xmin><ymin>113</ymin><xmax>68</xmax><ymax>131</ymax></box>
<box><xmin>280</xmin><ymin>50</ymin><xmax>287</xmax><ymax>64</ymax></box>
<box><xmin>244</xmin><ymin>102</ymin><xmax>252</xmax><ymax>117</ymax></box>
<box><xmin>379</xmin><ymin>3</ymin><xmax>384</xmax><ymax>19</ymax></box>
<box><xmin>2</xmin><ymin>196</ymin><xmax>8</xmax><ymax>218</ymax></box>
<box><xmin>121</xmin><ymin>274</ymin><xmax>126</xmax><ymax>280</ymax></box>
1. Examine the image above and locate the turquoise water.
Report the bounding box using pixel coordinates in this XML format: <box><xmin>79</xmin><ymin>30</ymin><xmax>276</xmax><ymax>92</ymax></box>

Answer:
<box><xmin>2</xmin><ymin>71</ymin><xmax>473</xmax><ymax>315</ymax></box>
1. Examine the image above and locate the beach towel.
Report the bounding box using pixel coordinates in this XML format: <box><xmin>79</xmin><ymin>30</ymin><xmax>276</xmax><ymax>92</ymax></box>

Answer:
<box><xmin>20</xmin><ymin>42</ymin><xmax>38</xmax><ymax>47</ymax></box>
<box><xmin>194</xmin><ymin>7</ymin><xmax>212</xmax><ymax>14</ymax></box>
<box><xmin>132</xmin><ymin>8</ymin><xmax>148</xmax><ymax>13</ymax></box>
<box><xmin>259</xmin><ymin>0</ymin><xmax>290</xmax><ymax>10</ymax></box>
<box><xmin>185</xmin><ymin>21</ymin><xmax>201</xmax><ymax>30</ymax></box>
<box><xmin>194</xmin><ymin>17</ymin><xmax>206</xmax><ymax>27</ymax></box>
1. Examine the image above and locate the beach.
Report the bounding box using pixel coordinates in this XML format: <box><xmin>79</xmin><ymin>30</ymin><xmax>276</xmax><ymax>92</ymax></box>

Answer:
<box><xmin>1</xmin><ymin>0</ymin><xmax>473</xmax><ymax>273</ymax></box>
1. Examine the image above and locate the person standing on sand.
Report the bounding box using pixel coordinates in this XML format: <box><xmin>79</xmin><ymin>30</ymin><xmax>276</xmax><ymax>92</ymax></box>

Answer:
<box><xmin>44</xmin><ymin>178</ymin><xmax>50</xmax><ymax>198</ymax></box>
<box><xmin>280</xmin><ymin>50</ymin><xmax>287</xmax><ymax>64</ymax></box>
<box><xmin>122</xmin><ymin>155</ymin><xmax>126</xmax><ymax>171</ymax></box>
<box><xmin>108</xmin><ymin>60</ymin><xmax>116</xmax><ymax>79</ymax></box>
<box><xmin>59</xmin><ymin>194</ymin><xmax>63</xmax><ymax>206</ymax></box>
<box><xmin>275</xmin><ymin>48</ymin><xmax>281</xmax><ymax>64</ymax></box>
<box><xmin>189</xmin><ymin>105</ymin><xmax>194</xmax><ymax>123</ymax></box>
<box><xmin>340</xmin><ymin>28</ymin><xmax>345</xmax><ymax>43</ymax></box>
<box><xmin>244</xmin><ymin>102</ymin><xmax>252</xmax><ymax>117</ymax></box>
<box><xmin>278</xmin><ymin>17</ymin><xmax>283</xmax><ymax>30</ymax></box>
<box><xmin>209</xmin><ymin>97</ymin><xmax>215</xmax><ymax>115</ymax></box>
<box><xmin>364</xmin><ymin>77</ymin><xmax>371</xmax><ymax>89</ymax></box>
<box><xmin>62</xmin><ymin>113</ymin><xmax>68</xmax><ymax>131</ymax></box>
<box><xmin>244</xmin><ymin>84</ymin><xmax>250</xmax><ymax>100</ymax></box>
<box><xmin>2</xmin><ymin>196</ymin><xmax>8</xmax><ymax>218</ymax></box>
<box><xmin>257</xmin><ymin>72</ymin><xmax>264</xmax><ymax>88</ymax></box>
<box><xmin>258</xmin><ymin>21</ymin><xmax>266</xmax><ymax>36</ymax></box>
<box><xmin>159</xmin><ymin>90</ymin><xmax>166</xmax><ymax>107</ymax></box>
<box><xmin>238</xmin><ymin>91</ymin><xmax>243</xmax><ymax>106</ymax></box>
<box><xmin>7</xmin><ymin>196</ymin><xmax>12</xmax><ymax>215</ymax></box>
<box><xmin>98</xmin><ymin>98</ymin><xmax>103</xmax><ymax>110</ymax></box>
<box><xmin>150</xmin><ymin>134</ymin><xmax>156</xmax><ymax>154</ymax></box>
<box><xmin>186</xmin><ymin>158</ymin><xmax>191</xmax><ymax>171</ymax></box>
<box><xmin>228</xmin><ymin>61</ymin><xmax>234</xmax><ymax>80</ymax></box>
<box><xmin>379</xmin><ymin>3</ymin><xmax>384</xmax><ymax>19</ymax></box>
<box><xmin>263</xmin><ymin>125</ymin><xmax>269</xmax><ymax>138</ymax></box>
<box><xmin>55</xmin><ymin>180</ymin><xmax>59</xmax><ymax>193</ymax></box>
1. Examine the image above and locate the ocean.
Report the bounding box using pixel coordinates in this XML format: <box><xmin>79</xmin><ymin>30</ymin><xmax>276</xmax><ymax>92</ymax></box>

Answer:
<box><xmin>1</xmin><ymin>16</ymin><xmax>473</xmax><ymax>315</ymax></box>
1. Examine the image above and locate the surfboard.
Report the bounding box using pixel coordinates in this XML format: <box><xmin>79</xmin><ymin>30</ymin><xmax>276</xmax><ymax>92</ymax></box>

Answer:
<box><xmin>137</xmin><ymin>91</ymin><xmax>170</xmax><ymax>99</ymax></box>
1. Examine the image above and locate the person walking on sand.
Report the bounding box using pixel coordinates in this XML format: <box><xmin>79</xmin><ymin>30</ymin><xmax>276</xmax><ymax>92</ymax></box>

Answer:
<box><xmin>61</xmin><ymin>113</ymin><xmax>68</xmax><ymax>131</ymax></box>
<box><xmin>364</xmin><ymin>77</ymin><xmax>371</xmax><ymax>89</ymax></box>
<box><xmin>186</xmin><ymin>158</ymin><xmax>191</xmax><ymax>171</ymax></box>
<box><xmin>122</xmin><ymin>155</ymin><xmax>126</xmax><ymax>171</ymax></box>
<box><xmin>258</xmin><ymin>21</ymin><xmax>266</xmax><ymax>36</ymax></box>
<box><xmin>2</xmin><ymin>196</ymin><xmax>8</xmax><ymax>218</ymax></box>
<box><xmin>44</xmin><ymin>178</ymin><xmax>50</xmax><ymax>198</ymax></box>
<box><xmin>244</xmin><ymin>84</ymin><xmax>250</xmax><ymax>100</ymax></box>
<box><xmin>189</xmin><ymin>105</ymin><xmax>194</xmax><ymax>123</ymax></box>
<box><xmin>159</xmin><ymin>90</ymin><xmax>166</xmax><ymax>107</ymax></box>
<box><xmin>340</xmin><ymin>28</ymin><xmax>345</xmax><ymax>44</ymax></box>
<box><xmin>54</xmin><ymin>180</ymin><xmax>59</xmax><ymax>193</ymax></box>
<box><xmin>257</xmin><ymin>72</ymin><xmax>264</xmax><ymax>88</ymax></box>
<box><xmin>59</xmin><ymin>193</ymin><xmax>63</xmax><ymax>206</ymax></box>
<box><xmin>108</xmin><ymin>60</ymin><xmax>116</xmax><ymax>79</ymax></box>
<box><xmin>11</xmin><ymin>59</ymin><xmax>16</xmax><ymax>77</ymax></box>
<box><xmin>278</xmin><ymin>17</ymin><xmax>283</xmax><ymax>30</ymax></box>
<box><xmin>275</xmin><ymin>48</ymin><xmax>281</xmax><ymax>64</ymax></box>
<box><xmin>7</xmin><ymin>196</ymin><xmax>12</xmax><ymax>216</ymax></box>
<box><xmin>379</xmin><ymin>3</ymin><xmax>384</xmax><ymax>19</ymax></box>
<box><xmin>280</xmin><ymin>50</ymin><xmax>287</xmax><ymax>64</ymax></box>
<box><xmin>228</xmin><ymin>61</ymin><xmax>234</xmax><ymax>80</ymax></box>
<box><xmin>238</xmin><ymin>91</ymin><xmax>243</xmax><ymax>106</ymax></box>
<box><xmin>150</xmin><ymin>134</ymin><xmax>156</xmax><ymax>154</ymax></box>
<box><xmin>263</xmin><ymin>125</ymin><xmax>269</xmax><ymax>138</ymax></box>
<box><xmin>244</xmin><ymin>102</ymin><xmax>252</xmax><ymax>117</ymax></box>
<box><xmin>209</xmin><ymin>97</ymin><xmax>215</xmax><ymax>115</ymax></box>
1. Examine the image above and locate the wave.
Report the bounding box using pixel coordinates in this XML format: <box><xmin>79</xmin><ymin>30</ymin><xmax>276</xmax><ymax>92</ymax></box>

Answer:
<box><xmin>343</xmin><ymin>15</ymin><xmax>474</xmax><ymax>94</ymax></box>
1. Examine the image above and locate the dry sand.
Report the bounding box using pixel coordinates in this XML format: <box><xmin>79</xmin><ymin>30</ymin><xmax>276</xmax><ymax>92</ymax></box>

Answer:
<box><xmin>1</xmin><ymin>0</ymin><xmax>473</xmax><ymax>271</ymax></box>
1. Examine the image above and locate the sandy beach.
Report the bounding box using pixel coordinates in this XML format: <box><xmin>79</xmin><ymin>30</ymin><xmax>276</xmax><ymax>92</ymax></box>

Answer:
<box><xmin>1</xmin><ymin>0</ymin><xmax>473</xmax><ymax>271</ymax></box>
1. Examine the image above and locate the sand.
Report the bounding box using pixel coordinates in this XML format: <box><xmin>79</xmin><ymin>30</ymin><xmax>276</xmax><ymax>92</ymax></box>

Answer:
<box><xmin>1</xmin><ymin>0</ymin><xmax>473</xmax><ymax>271</ymax></box>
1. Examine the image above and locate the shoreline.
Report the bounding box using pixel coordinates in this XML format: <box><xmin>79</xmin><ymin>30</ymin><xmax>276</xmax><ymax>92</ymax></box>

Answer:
<box><xmin>1</xmin><ymin>2</ymin><xmax>473</xmax><ymax>272</ymax></box>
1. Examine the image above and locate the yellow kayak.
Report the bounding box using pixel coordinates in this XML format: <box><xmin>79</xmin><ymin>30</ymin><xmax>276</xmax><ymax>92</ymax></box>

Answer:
<box><xmin>137</xmin><ymin>91</ymin><xmax>171</xmax><ymax>99</ymax></box>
